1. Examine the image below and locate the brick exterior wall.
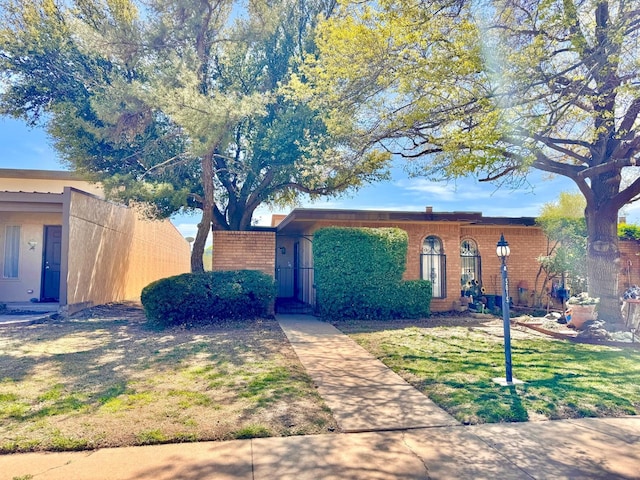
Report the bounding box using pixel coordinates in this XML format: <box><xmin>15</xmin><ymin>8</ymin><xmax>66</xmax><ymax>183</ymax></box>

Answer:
<box><xmin>459</xmin><ymin>225</ymin><xmax>549</xmax><ymax>309</ymax></box>
<box><xmin>276</xmin><ymin>218</ymin><xmax>548</xmax><ymax>312</ymax></box>
<box><xmin>217</xmin><ymin>215</ymin><xmax>640</xmax><ymax>313</ymax></box>
<box><xmin>212</xmin><ymin>230</ymin><xmax>276</xmax><ymax>277</ymax></box>
<box><xmin>618</xmin><ymin>239</ymin><xmax>640</xmax><ymax>294</ymax></box>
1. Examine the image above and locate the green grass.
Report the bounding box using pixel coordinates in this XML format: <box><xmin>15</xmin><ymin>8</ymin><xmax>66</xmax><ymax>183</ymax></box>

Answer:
<box><xmin>49</xmin><ymin>431</ymin><xmax>88</xmax><ymax>451</ymax></box>
<box><xmin>136</xmin><ymin>429</ymin><xmax>168</xmax><ymax>445</ymax></box>
<box><xmin>346</xmin><ymin>324</ymin><xmax>640</xmax><ymax>424</ymax></box>
<box><xmin>167</xmin><ymin>389</ymin><xmax>217</xmax><ymax>408</ymax></box>
<box><xmin>232</xmin><ymin>424</ymin><xmax>272</xmax><ymax>439</ymax></box>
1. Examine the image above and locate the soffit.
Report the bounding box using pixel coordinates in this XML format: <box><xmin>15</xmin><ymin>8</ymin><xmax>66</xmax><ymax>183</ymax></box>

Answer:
<box><xmin>0</xmin><ymin>191</ymin><xmax>64</xmax><ymax>213</ymax></box>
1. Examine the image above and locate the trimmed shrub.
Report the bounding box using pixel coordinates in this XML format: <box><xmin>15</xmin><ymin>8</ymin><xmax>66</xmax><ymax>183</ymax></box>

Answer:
<box><xmin>394</xmin><ymin>280</ymin><xmax>432</xmax><ymax>318</ymax></box>
<box><xmin>141</xmin><ymin>270</ymin><xmax>276</xmax><ymax>328</ymax></box>
<box><xmin>313</xmin><ymin>227</ymin><xmax>431</xmax><ymax>319</ymax></box>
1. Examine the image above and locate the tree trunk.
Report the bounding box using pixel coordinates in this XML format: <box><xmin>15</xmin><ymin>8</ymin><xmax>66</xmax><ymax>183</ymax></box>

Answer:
<box><xmin>191</xmin><ymin>153</ymin><xmax>216</xmax><ymax>272</ymax></box>
<box><xmin>585</xmin><ymin>203</ymin><xmax>623</xmax><ymax>329</ymax></box>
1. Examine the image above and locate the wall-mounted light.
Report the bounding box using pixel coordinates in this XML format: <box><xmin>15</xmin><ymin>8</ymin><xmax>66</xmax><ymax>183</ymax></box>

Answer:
<box><xmin>27</xmin><ymin>240</ymin><xmax>38</xmax><ymax>251</ymax></box>
<box><xmin>280</xmin><ymin>247</ymin><xmax>286</xmax><ymax>255</ymax></box>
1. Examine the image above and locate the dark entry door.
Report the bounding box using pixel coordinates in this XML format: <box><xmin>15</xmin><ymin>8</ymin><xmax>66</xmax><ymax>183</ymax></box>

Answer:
<box><xmin>41</xmin><ymin>225</ymin><xmax>62</xmax><ymax>302</ymax></box>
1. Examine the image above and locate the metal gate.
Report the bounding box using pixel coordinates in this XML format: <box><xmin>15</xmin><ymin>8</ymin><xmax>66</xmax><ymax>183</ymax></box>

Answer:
<box><xmin>275</xmin><ymin>235</ymin><xmax>315</xmax><ymax>314</ymax></box>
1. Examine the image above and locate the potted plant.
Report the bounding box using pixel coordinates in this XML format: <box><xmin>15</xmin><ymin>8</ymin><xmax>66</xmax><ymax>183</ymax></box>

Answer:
<box><xmin>566</xmin><ymin>292</ymin><xmax>599</xmax><ymax>328</ymax></box>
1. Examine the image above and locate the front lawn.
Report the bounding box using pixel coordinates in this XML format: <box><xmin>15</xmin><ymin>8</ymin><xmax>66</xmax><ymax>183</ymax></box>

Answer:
<box><xmin>336</xmin><ymin>318</ymin><xmax>640</xmax><ymax>424</ymax></box>
<box><xmin>0</xmin><ymin>303</ymin><xmax>336</xmax><ymax>453</ymax></box>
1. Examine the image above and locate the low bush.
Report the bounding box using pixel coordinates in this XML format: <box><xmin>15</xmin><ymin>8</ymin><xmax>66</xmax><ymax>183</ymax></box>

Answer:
<box><xmin>141</xmin><ymin>270</ymin><xmax>276</xmax><ymax>328</ymax></box>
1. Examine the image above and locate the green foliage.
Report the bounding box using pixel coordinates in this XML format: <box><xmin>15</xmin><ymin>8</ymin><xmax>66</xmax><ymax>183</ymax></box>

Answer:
<box><xmin>536</xmin><ymin>193</ymin><xmax>588</xmax><ymax>293</ymax></box>
<box><xmin>297</xmin><ymin>0</ymin><xmax>640</xmax><ymax>317</ymax></box>
<box><xmin>0</xmin><ymin>0</ymin><xmax>390</xmax><ymax>273</ymax></box>
<box><xmin>141</xmin><ymin>270</ymin><xmax>276</xmax><ymax>328</ymax></box>
<box><xmin>0</xmin><ymin>0</ymin><xmax>388</xmax><ymax>232</ymax></box>
<box><xmin>313</xmin><ymin>227</ymin><xmax>431</xmax><ymax>319</ymax></box>
<box><xmin>618</xmin><ymin>223</ymin><xmax>640</xmax><ymax>241</ymax></box>
<box><xmin>395</xmin><ymin>280</ymin><xmax>432</xmax><ymax>319</ymax></box>
<box><xmin>136</xmin><ymin>429</ymin><xmax>167</xmax><ymax>445</ymax></box>
<box><xmin>539</xmin><ymin>192</ymin><xmax>586</xmax><ymax>222</ymax></box>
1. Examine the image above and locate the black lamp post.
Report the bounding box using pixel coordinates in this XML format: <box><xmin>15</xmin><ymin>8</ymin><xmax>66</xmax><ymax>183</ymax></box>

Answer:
<box><xmin>496</xmin><ymin>233</ymin><xmax>513</xmax><ymax>384</ymax></box>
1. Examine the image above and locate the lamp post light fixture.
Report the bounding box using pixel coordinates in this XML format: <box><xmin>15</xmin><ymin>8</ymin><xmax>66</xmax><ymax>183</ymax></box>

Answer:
<box><xmin>494</xmin><ymin>233</ymin><xmax>523</xmax><ymax>386</ymax></box>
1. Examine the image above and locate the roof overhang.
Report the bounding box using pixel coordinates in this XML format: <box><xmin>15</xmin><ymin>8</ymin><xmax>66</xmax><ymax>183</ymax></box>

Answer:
<box><xmin>276</xmin><ymin>208</ymin><xmax>537</xmax><ymax>234</ymax></box>
<box><xmin>0</xmin><ymin>191</ymin><xmax>64</xmax><ymax>213</ymax></box>
<box><xmin>0</xmin><ymin>168</ymin><xmax>79</xmax><ymax>180</ymax></box>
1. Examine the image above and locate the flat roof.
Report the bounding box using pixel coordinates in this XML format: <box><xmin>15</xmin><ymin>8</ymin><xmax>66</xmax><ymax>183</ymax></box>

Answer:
<box><xmin>276</xmin><ymin>208</ymin><xmax>537</xmax><ymax>233</ymax></box>
<box><xmin>0</xmin><ymin>168</ymin><xmax>79</xmax><ymax>180</ymax></box>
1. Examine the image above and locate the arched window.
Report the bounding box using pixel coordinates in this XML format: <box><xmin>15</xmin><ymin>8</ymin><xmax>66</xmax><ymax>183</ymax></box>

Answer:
<box><xmin>460</xmin><ymin>239</ymin><xmax>482</xmax><ymax>297</ymax></box>
<box><xmin>421</xmin><ymin>236</ymin><xmax>446</xmax><ymax>298</ymax></box>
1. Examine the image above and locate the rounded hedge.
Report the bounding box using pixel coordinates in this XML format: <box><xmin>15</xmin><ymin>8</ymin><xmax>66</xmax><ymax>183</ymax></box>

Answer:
<box><xmin>141</xmin><ymin>270</ymin><xmax>276</xmax><ymax>328</ymax></box>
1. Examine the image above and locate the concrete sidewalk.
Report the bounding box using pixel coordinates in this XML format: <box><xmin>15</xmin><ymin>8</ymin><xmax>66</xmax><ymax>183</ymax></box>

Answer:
<box><xmin>1</xmin><ymin>314</ymin><xmax>639</xmax><ymax>479</ymax></box>
<box><xmin>2</xmin><ymin>418</ymin><xmax>639</xmax><ymax>479</ymax></box>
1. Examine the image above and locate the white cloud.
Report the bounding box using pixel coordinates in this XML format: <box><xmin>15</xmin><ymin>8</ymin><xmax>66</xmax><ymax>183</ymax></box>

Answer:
<box><xmin>395</xmin><ymin>179</ymin><xmax>461</xmax><ymax>200</ymax></box>
<box><xmin>173</xmin><ymin>223</ymin><xmax>213</xmax><ymax>246</ymax></box>
<box><xmin>621</xmin><ymin>203</ymin><xmax>640</xmax><ymax>224</ymax></box>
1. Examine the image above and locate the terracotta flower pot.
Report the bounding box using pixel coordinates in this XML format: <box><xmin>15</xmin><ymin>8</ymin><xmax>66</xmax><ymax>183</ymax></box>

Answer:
<box><xmin>567</xmin><ymin>304</ymin><xmax>598</xmax><ymax>329</ymax></box>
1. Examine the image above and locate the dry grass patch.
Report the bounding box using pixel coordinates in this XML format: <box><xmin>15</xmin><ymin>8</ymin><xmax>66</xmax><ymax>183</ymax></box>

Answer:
<box><xmin>0</xmin><ymin>303</ymin><xmax>336</xmax><ymax>452</ymax></box>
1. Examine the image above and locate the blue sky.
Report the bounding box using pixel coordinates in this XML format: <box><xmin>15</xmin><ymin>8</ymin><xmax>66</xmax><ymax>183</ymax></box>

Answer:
<box><xmin>2</xmin><ymin>116</ymin><xmax>639</xmax><ymax>242</ymax></box>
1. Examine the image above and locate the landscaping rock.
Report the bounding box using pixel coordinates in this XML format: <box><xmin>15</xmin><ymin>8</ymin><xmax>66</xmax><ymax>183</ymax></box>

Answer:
<box><xmin>610</xmin><ymin>331</ymin><xmax>634</xmax><ymax>342</ymax></box>
<box><xmin>576</xmin><ymin>320</ymin><xmax>613</xmax><ymax>341</ymax></box>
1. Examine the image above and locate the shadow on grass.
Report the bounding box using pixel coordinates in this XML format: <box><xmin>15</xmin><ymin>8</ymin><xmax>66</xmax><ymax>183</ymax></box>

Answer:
<box><xmin>345</xmin><ymin>322</ymin><xmax>640</xmax><ymax>424</ymax></box>
<box><xmin>330</xmin><ymin>315</ymin><xmax>485</xmax><ymax>334</ymax></box>
<box><xmin>0</xmin><ymin>308</ymin><xmax>336</xmax><ymax>451</ymax></box>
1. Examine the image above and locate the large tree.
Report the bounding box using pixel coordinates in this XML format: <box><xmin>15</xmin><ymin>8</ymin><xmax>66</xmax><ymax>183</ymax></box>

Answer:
<box><xmin>0</xmin><ymin>0</ymin><xmax>389</xmax><ymax>271</ymax></box>
<box><xmin>294</xmin><ymin>0</ymin><xmax>640</xmax><ymax>325</ymax></box>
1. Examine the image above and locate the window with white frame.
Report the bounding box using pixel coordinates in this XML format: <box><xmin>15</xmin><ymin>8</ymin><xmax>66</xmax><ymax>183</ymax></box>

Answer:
<box><xmin>3</xmin><ymin>225</ymin><xmax>20</xmax><ymax>278</ymax></box>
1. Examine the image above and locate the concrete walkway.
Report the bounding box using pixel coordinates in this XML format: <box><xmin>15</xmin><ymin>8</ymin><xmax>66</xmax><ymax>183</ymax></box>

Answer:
<box><xmin>1</xmin><ymin>314</ymin><xmax>639</xmax><ymax>479</ymax></box>
<box><xmin>277</xmin><ymin>315</ymin><xmax>458</xmax><ymax>432</ymax></box>
<box><xmin>0</xmin><ymin>302</ymin><xmax>59</xmax><ymax>326</ymax></box>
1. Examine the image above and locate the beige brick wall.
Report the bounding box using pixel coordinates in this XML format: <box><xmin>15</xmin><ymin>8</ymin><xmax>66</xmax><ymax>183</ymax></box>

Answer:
<box><xmin>66</xmin><ymin>190</ymin><xmax>190</xmax><ymax>310</ymax></box>
<box><xmin>212</xmin><ymin>230</ymin><xmax>276</xmax><ymax>277</ymax></box>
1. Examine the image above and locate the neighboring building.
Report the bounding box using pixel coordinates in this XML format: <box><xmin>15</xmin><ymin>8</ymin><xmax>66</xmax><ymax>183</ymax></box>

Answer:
<box><xmin>213</xmin><ymin>207</ymin><xmax>551</xmax><ymax>313</ymax></box>
<box><xmin>0</xmin><ymin>169</ymin><xmax>191</xmax><ymax>313</ymax></box>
